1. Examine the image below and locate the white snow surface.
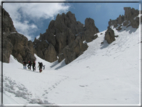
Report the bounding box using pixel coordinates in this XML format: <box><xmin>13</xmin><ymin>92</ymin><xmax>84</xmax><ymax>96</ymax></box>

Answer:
<box><xmin>2</xmin><ymin>25</ymin><xmax>141</xmax><ymax>106</ymax></box>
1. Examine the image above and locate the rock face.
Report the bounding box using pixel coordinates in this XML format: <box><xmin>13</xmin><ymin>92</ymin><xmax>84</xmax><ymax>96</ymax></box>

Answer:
<box><xmin>105</xmin><ymin>27</ymin><xmax>115</xmax><ymax>44</ymax></box>
<box><xmin>2</xmin><ymin>8</ymin><xmax>36</xmax><ymax>63</ymax></box>
<box><xmin>58</xmin><ymin>36</ymin><xmax>88</xmax><ymax>64</ymax></box>
<box><xmin>2</xmin><ymin>7</ymin><xmax>16</xmax><ymax>33</ymax></box>
<box><xmin>34</xmin><ymin>11</ymin><xmax>99</xmax><ymax>64</ymax></box>
<box><xmin>83</xmin><ymin>18</ymin><xmax>99</xmax><ymax>42</ymax></box>
<box><xmin>108</xmin><ymin>7</ymin><xmax>141</xmax><ymax>29</ymax></box>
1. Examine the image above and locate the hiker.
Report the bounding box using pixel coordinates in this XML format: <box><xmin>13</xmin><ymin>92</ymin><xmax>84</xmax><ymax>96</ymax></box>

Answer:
<box><xmin>23</xmin><ymin>61</ymin><xmax>27</xmax><ymax>69</ymax></box>
<box><xmin>28</xmin><ymin>60</ymin><xmax>32</xmax><ymax>70</ymax></box>
<box><xmin>32</xmin><ymin>61</ymin><xmax>36</xmax><ymax>71</ymax></box>
<box><xmin>38</xmin><ymin>62</ymin><xmax>43</xmax><ymax>73</ymax></box>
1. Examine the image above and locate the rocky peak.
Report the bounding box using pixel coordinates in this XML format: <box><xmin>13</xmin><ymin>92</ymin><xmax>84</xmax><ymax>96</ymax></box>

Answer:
<box><xmin>108</xmin><ymin>7</ymin><xmax>141</xmax><ymax>29</ymax></box>
<box><xmin>85</xmin><ymin>18</ymin><xmax>99</xmax><ymax>34</ymax></box>
<box><xmin>85</xmin><ymin>18</ymin><xmax>95</xmax><ymax>29</ymax></box>
<box><xmin>124</xmin><ymin>7</ymin><xmax>139</xmax><ymax>20</ymax></box>
<box><xmin>66</xmin><ymin>11</ymin><xmax>76</xmax><ymax>23</ymax></box>
<box><xmin>34</xmin><ymin>11</ymin><xmax>99</xmax><ymax>64</ymax></box>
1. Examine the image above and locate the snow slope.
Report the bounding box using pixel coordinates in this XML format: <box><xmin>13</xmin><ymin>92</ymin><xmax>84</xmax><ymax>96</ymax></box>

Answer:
<box><xmin>2</xmin><ymin>24</ymin><xmax>141</xmax><ymax>106</ymax></box>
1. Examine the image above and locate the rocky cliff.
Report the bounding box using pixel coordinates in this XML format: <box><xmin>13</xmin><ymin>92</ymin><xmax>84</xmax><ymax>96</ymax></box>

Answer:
<box><xmin>2</xmin><ymin>8</ymin><xmax>36</xmax><ymax>63</ymax></box>
<box><xmin>34</xmin><ymin>11</ymin><xmax>99</xmax><ymax>64</ymax></box>
<box><xmin>104</xmin><ymin>7</ymin><xmax>141</xmax><ymax>44</ymax></box>
<box><xmin>108</xmin><ymin>7</ymin><xmax>141</xmax><ymax>29</ymax></box>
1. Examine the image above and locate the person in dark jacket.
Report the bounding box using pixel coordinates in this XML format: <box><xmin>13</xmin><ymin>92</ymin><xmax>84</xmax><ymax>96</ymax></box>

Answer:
<box><xmin>28</xmin><ymin>61</ymin><xmax>32</xmax><ymax>70</ymax></box>
<box><xmin>38</xmin><ymin>62</ymin><xmax>43</xmax><ymax>73</ymax></box>
<box><xmin>32</xmin><ymin>61</ymin><xmax>36</xmax><ymax>71</ymax></box>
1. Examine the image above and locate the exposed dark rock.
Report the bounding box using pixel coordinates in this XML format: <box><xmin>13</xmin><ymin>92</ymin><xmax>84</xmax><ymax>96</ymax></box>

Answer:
<box><xmin>2</xmin><ymin>8</ymin><xmax>36</xmax><ymax>63</ymax></box>
<box><xmin>34</xmin><ymin>11</ymin><xmax>98</xmax><ymax>64</ymax></box>
<box><xmin>62</xmin><ymin>46</ymin><xmax>76</xmax><ymax>64</ymax></box>
<box><xmin>94</xmin><ymin>35</ymin><xmax>98</xmax><ymax>39</ymax></box>
<box><xmin>58</xmin><ymin>35</ymin><xmax>88</xmax><ymax>63</ymax></box>
<box><xmin>44</xmin><ymin>44</ymin><xmax>57</xmax><ymax>62</ymax></box>
<box><xmin>58</xmin><ymin>53</ymin><xmax>64</xmax><ymax>62</ymax></box>
<box><xmin>117</xmin><ymin>15</ymin><xmax>125</xmax><ymax>24</ymax></box>
<box><xmin>105</xmin><ymin>27</ymin><xmax>115</xmax><ymax>44</ymax></box>
<box><xmin>108</xmin><ymin>7</ymin><xmax>141</xmax><ymax>29</ymax></box>
<box><xmin>33</xmin><ymin>39</ymin><xmax>49</xmax><ymax>59</ymax></box>
<box><xmin>131</xmin><ymin>17</ymin><xmax>139</xmax><ymax>28</ymax></box>
<box><xmin>3</xmin><ymin>37</ymin><xmax>13</xmax><ymax>62</ymax></box>
<box><xmin>2</xmin><ymin>8</ymin><xmax>16</xmax><ymax>33</ymax></box>
<box><xmin>55</xmin><ymin>32</ymin><xmax>67</xmax><ymax>53</ymax></box>
<box><xmin>6</xmin><ymin>33</ymin><xmax>35</xmax><ymax>63</ymax></box>
<box><xmin>124</xmin><ymin>7</ymin><xmax>139</xmax><ymax>20</ymax></box>
<box><xmin>83</xmin><ymin>18</ymin><xmax>99</xmax><ymax>42</ymax></box>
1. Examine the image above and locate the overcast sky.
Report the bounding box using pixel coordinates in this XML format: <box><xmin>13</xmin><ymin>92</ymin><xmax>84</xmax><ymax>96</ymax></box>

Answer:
<box><xmin>2</xmin><ymin>1</ymin><xmax>140</xmax><ymax>41</ymax></box>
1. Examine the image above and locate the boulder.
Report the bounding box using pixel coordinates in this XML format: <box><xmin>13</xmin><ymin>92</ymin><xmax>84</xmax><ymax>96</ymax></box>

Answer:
<box><xmin>105</xmin><ymin>27</ymin><xmax>115</xmax><ymax>44</ymax></box>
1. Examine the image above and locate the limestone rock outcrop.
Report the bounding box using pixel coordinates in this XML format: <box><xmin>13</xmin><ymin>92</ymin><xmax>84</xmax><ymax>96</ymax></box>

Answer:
<box><xmin>108</xmin><ymin>7</ymin><xmax>141</xmax><ymax>29</ymax></box>
<box><xmin>105</xmin><ymin>27</ymin><xmax>115</xmax><ymax>44</ymax></box>
<box><xmin>34</xmin><ymin>11</ymin><xmax>99</xmax><ymax>64</ymax></box>
<box><xmin>2</xmin><ymin>8</ymin><xmax>36</xmax><ymax>63</ymax></box>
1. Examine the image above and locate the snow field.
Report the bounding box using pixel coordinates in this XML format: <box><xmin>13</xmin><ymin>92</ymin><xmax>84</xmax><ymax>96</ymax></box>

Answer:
<box><xmin>3</xmin><ymin>24</ymin><xmax>141</xmax><ymax>105</ymax></box>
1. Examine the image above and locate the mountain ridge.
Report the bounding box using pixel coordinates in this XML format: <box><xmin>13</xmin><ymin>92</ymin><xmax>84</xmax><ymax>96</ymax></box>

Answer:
<box><xmin>1</xmin><ymin>7</ymin><xmax>141</xmax><ymax>64</ymax></box>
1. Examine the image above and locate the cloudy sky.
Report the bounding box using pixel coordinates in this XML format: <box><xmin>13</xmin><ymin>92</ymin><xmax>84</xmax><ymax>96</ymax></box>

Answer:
<box><xmin>2</xmin><ymin>1</ymin><xmax>140</xmax><ymax>41</ymax></box>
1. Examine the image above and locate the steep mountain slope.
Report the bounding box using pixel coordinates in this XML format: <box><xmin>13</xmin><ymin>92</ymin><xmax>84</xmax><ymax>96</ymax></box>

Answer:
<box><xmin>3</xmin><ymin>22</ymin><xmax>141</xmax><ymax>105</ymax></box>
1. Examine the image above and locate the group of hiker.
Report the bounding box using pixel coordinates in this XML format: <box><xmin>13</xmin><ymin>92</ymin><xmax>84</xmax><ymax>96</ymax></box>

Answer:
<box><xmin>23</xmin><ymin>61</ymin><xmax>45</xmax><ymax>73</ymax></box>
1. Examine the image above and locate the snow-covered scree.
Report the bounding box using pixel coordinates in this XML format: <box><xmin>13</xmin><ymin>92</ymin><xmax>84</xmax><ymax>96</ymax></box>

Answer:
<box><xmin>2</xmin><ymin>24</ymin><xmax>141</xmax><ymax>106</ymax></box>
